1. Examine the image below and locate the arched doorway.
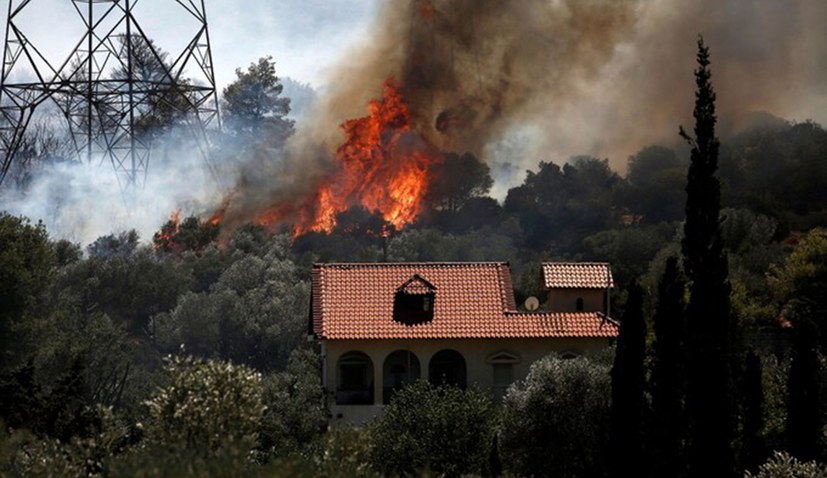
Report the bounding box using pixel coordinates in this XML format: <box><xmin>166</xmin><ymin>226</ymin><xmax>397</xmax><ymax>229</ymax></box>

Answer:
<box><xmin>336</xmin><ymin>351</ymin><xmax>374</xmax><ymax>405</ymax></box>
<box><xmin>383</xmin><ymin>350</ymin><xmax>421</xmax><ymax>404</ymax></box>
<box><xmin>428</xmin><ymin>349</ymin><xmax>467</xmax><ymax>388</ymax></box>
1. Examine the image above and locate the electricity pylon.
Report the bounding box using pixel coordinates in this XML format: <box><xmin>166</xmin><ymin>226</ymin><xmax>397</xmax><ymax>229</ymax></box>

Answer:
<box><xmin>0</xmin><ymin>0</ymin><xmax>220</xmax><ymax>190</ymax></box>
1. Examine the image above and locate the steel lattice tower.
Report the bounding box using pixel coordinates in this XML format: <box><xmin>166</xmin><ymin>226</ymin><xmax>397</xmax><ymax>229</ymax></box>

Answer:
<box><xmin>0</xmin><ymin>0</ymin><xmax>220</xmax><ymax>189</ymax></box>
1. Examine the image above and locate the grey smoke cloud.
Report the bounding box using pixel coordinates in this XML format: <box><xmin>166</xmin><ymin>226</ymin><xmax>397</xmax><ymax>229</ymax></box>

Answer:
<box><xmin>4</xmin><ymin>0</ymin><xmax>826</xmax><ymax>242</ymax></box>
<box><xmin>302</xmin><ymin>0</ymin><xmax>827</xmax><ymax>183</ymax></box>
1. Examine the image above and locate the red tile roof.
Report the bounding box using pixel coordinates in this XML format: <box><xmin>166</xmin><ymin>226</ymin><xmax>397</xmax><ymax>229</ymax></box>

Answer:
<box><xmin>542</xmin><ymin>262</ymin><xmax>614</xmax><ymax>289</ymax></box>
<box><xmin>311</xmin><ymin>262</ymin><xmax>618</xmax><ymax>340</ymax></box>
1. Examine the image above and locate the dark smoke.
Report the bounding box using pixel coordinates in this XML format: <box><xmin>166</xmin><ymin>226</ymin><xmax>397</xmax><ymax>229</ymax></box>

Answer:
<box><xmin>223</xmin><ymin>0</ymin><xmax>827</xmax><ymax>226</ymax></box>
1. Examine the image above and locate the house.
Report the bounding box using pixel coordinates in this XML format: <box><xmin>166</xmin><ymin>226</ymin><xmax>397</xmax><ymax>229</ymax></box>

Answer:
<box><xmin>310</xmin><ymin>261</ymin><xmax>617</xmax><ymax>424</ymax></box>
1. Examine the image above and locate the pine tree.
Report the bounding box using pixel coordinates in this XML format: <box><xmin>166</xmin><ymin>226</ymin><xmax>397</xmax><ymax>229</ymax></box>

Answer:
<box><xmin>786</xmin><ymin>316</ymin><xmax>822</xmax><ymax>462</ymax></box>
<box><xmin>742</xmin><ymin>349</ymin><xmax>766</xmax><ymax>473</ymax></box>
<box><xmin>610</xmin><ymin>281</ymin><xmax>647</xmax><ymax>478</ymax></box>
<box><xmin>650</xmin><ymin>257</ymin><xmax>687</xmax><ymax>477</ymax></box>
<box><xmin>680</xmin><ymin>36</ymin><xmax>738</xmax><ymax>478</ymax></box>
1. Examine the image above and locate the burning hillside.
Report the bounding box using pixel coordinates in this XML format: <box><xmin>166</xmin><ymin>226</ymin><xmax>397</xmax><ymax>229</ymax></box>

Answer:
<box><xmin>251</xmin><ymin>80</ymin><xmax>442</xmax><ymax>236</ymax></box>
<box><xmin>203</xmin><ymin>0</ymin><xmax>827</xmax><ymax>241</ymax></box>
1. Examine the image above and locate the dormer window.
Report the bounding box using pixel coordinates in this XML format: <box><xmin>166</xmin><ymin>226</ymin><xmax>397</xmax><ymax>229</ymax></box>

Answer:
<box><xmin>393</xmin><ymin>274</ymin><xmax>436</xmax><ymax>325</ymax></box>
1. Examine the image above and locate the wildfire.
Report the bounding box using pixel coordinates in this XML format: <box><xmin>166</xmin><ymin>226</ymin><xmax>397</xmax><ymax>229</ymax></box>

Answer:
<box><xmin>256</xmin><ymin>79</ymin><xmax>442</xmax><ymax>236</ymax></box>
<box><xmin>153</xmin><ymin>208</ymin><xmax>181</xmax><ymax>250</ymax></box>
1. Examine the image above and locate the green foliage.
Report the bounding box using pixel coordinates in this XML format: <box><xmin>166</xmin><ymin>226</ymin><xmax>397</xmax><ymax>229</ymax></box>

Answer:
<box><xmin>1</xmin><ymin>405</ymin><xmax>136</xmax><ymax>478</ymax></box>
<box><xmin>681</xmin><ymin>37</ymin><xmax>738</xmax><ymax>478</ymax></box>
<box><xmin>650</xmin><ymin>256</ymin><xmax>687</xmax><ymax>477</ymax></box>
<box><xmin>743</xmin><ymin>349</ymin><xmax>768</xmax><ymax>472</ymax></box>
<box><xmin>610</xmin><ymin>281</ymin><xmax>647</xmax><ymax>478</ymax></box>
<box><xmin>0</xmin><ymin>214</ymin><xmax>54</xmax><ymax>372</ymax></box>
<box><xmin>582</xmin><ymin>222</ymin><xmax>677</xmax><ymax>284</ymax></box>
<box><xmin>154</xmin><ymin>252</ymin><xmax>309</xmax><ymax>371</ymax></box>
<box><xmin>426</xmin><ymin>151</ymin><xmax>494</xmax><ymax>212</ymax></box>
<box><xmin>259</xmin><ymin>348</ymin><xmax>326</xmax><ymax>455</ymax></box>
<box><xmin>504</xmin><ymin>156</ymin><xmax>623</xmax><ymax>250</ymax></box>
<box><xmin>152</xmin><ymin>216</ymin><xmax>219</xmax><ymax>254</ymax></box>
<box><xmin>144</xmin><ymin>354</ymin><xmax>264</xmax><ymax>454</ymax></box>
<box><xmin>745</xmin><ymin>451</ymin><xmax>827</xmax><ymax>478</ymax></box>
<box><xmin>87</xmin><ymin>230</ymin><xmax>139</xmax><ymax>258</ymax></box>
<box><xmin>368</xmin><ymin>380</ymin><xmax>496</xmax><ymax>477</ymax></box>
<box><xmin>387</xmin><ymin>224</ymin><xmax>520</xmax><ymax>263</ymax></box>
<box><xmin>625</xmin><ymin>145</ymin><xmax>687</xmax><ymax>223</ymax></box>
<box><xmin>222</xmin><ymin>56</ymin><xmax>294</xmax><ymax>148</ymax></box>
<box><xmin>786</xmin><ymin>318</ymin><xmax>823</xmax><ymax>462</ymax></box>
<box><xmin>500</xmin><ymin>354</ymin><xmax>611</xmax><ymax>478</ymax></box>
<box><xmin>315</xmin><ymin>427</ymin><xmax>377</xmax><ymax>478</ymax></box>
<box><xmin>54</xmin><ymin>245</ymin><xmax>190</xmax><ymax>334</ymax></box>
<box><xmin>768</xmin><ymin>228</ymin><xmax>827</xmax><ymax>347</ymax></box>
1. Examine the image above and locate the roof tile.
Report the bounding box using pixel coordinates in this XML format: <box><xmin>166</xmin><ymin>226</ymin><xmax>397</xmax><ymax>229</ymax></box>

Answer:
<box><xmin>542</xmin><ymin>262</ymin><xmax>614</xmax><ymax>289</ymax></box>
<box><xmin>312</xmin><ymin>262</ymin><xmax>618</xmax><ymax>340</ymax></box>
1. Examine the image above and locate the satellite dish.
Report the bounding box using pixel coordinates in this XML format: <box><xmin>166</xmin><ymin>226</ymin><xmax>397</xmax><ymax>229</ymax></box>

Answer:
<box><xmin>524</xmin><ymin>296</ymin><xmax>540</xmax><ymax>311</ymax></box>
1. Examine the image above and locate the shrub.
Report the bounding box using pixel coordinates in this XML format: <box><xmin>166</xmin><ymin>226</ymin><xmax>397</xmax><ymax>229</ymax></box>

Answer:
<box><xmin>745</xmin><ymin>451</ymin><xmax>827</xmax><ymax>478</ymax></box>
<box><xmin>369</xmin><ymin>380</ymin><xmax>496</xmax><ymax>477</ymax></box>
<box><xmin>500</xmin><ymin>354</ymin><xmax>612</xmax><ymax>478</ymax></box>
<box><xmin>143</xmin><ymin>354</ymin><xmax>264</xmax><ymax>455</ymax></box>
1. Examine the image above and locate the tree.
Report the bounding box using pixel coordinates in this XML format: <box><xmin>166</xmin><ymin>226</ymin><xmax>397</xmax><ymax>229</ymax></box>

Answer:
<box><xmin>425</xmin><ymin>151</ymin><xmax>493</xmax><ymax>212</ymax></box>
<box><xmin>680</xmin><ymin>37</ymin><xmax>738</xmax><ymax>478</ymax></box>
<box><xmin>742</xmin><ymin>349</ymin><xmax>766</xmax><ymax>472</ymax></box>
<box><xmin>259</xmin><ymin>348</ymin><xmax>326</xmax><ymax>455</ymax></box>
<box><xmin>609</xmin><ymin>281</ymin><xmax>647</xmax><ymax>478</ymax></box>
<box><xmin>650</xmin><ymin>256</ymin><xmax>687</xmax><ymax>477</ymax></box>
<box><xmin>222</xmin><ymin>56</ymin><xmax>294</xmax><ymax>151</ymax></box>
<box><xmin>55</xmin><ymin>245</ymin><xmax>189</xmax><ymax>335</ymax></box>
<box><xmin>500</xmin><ymin>354</ymin><xmax>612</xmax><ymax>478</ymax></box>
<box><xmin>504</xmin><ymin>157</ymin><xmax>622</xmax><ymax>251</ymax></box>
<box><xmin>113</xmin><ymin>35</ymin><xmax>191</xmax><ymax>139</ymax></box>
<box><xmin>768</xmin><ymin>228</ymin><xmax>827</xmax><ymax>349</ymax></box>
<box><xmin>153</xmin><ymin>252</ymin><xmax>309</xmax><ymax>371</ymax></box>
<box><xmin>786</xmin><ymin>317</ymin><xmax>822</xmax><ymax>462</ymax></box>
<box><xmin>0</xmin><ymin>214</ymin><xmax>54</xmax><ymax>373</ymax></box>
<box><xmin>625</xmin><ymin>145</ymin><xmax>687</xmax><ymax>222</ymax></box>
<box><xmin>369</xmin><ymin>380</ymin><xmax>496</xmax><ymax>477</ymax></box>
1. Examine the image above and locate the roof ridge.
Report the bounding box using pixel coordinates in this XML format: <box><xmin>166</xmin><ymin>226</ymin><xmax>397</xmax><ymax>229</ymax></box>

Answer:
<box><xmin>314</xmin><ymin>261</ymin><xmax>509</xmax><ymax>267</ymax></box>
<box><xmin>542</xmin><ymin>261</ymin><xmax>611</xmax><ymax>265</ymax></box>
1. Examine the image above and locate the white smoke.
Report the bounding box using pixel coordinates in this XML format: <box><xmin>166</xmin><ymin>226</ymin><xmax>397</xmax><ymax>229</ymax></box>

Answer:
<box><xmin>0</xmin><ymin>138</ymin><xmax>224</xmax><ymax>247</ymax></box>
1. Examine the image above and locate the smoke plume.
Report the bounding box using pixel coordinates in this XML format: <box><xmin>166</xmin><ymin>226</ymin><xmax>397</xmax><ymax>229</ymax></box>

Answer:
<box><xmin>225</xmin><ymin>0</ymin><xmax>827</xmax><ymax>224</ymax></box>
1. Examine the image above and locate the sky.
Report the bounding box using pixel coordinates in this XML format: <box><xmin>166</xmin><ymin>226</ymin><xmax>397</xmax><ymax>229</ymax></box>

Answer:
<box><xmin>2</xmin><ymin>0</ymin><xmax>380</xmax><ymax>89</ymax></box>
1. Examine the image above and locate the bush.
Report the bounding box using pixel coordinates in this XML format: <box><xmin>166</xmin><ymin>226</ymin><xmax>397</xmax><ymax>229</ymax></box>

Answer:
<box><xmin>745</xmin><ymin>451</ymin><xmax>827</xmax><ymax>478</ymax></box>
<box><xmin>500</xmin><ymin>354</ymin><xmax>612</xmax><ymax>478</ymax></box>
<box><xmin>259</xmin><ymin>348</ymin><xmax>326</xmax><ymax>456</ymax></box>
<box><xmin>143</xmin><ymin>354</ymin><xmax>264</xmax><ymax>455</ymax></box>
<box><xmin>369</xmin><ymin>380</ymin><xmax>496</xmax><ymax>477</ymax></box>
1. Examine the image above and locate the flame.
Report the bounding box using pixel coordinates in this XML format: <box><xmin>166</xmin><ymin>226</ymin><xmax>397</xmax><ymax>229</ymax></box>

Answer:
<box><xmin>255</xmin><ymin>79</ymin><xmax>442</xmax><ymax>237</ymax></box>
<box><xmin>153</xmin><ymin>208</ymin><xmax>181</xmax><ymax>250</ymax></box>
<box><xmin>208</xmin><ymin>197</ymin><xmax>229</xmax><ymax>227</ymax></box>
<box><xmin>419</xmin><ymin>0</ymin><xmax>435</xmax><ymax>19</ymax></box>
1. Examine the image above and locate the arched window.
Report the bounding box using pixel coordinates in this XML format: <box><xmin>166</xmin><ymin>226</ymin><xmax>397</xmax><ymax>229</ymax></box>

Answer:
<box><xmin>336</xmin><ymin>351</ymin><xmax>374</xmax><ymax>405</ymax></box>
<box><xmin>576</xmin><ymin>297</ymin><xmax>584</xmax><ymax>311</ymax></box>
<box><xmin>383</xmin><ymin>350</ymin><xmax>421</xmax><ymax>404</ymax></box>
<box><xmin>429</xmin><ymin>349</ymin><xmax>467</xmax><ymax>388</ymax></box>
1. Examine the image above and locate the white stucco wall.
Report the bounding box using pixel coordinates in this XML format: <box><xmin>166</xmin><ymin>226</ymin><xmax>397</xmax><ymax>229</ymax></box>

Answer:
<box><xmin>322</xmin><ymin>336</ymin><xmax>613</xmax><ymax>425</ymax></box>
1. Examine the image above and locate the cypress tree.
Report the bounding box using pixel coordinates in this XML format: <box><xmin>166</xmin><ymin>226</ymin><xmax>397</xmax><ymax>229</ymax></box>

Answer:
<box><xmin>786</xmin><ymin>315</ymin><xmax>822</xmax><ymax>461</ymax></box>
<box><xmin>610</xmin><ymin>281</ymin><xmax>647</xmax><ymax>478</ymax></box>
<box><xmin>680</xmin><ymin>36</ymin><xmax>738</xmax><ymax>478</ymax></box>
<box><xmin>650</xmin><ymin>257</ymin><xmax>687</xmax><ymax>477</ymax></box>
<box><xmin>741</xmin><ymin>349</ymin><xmax>765</xmax><ymax>473</ymax></box>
